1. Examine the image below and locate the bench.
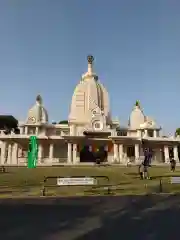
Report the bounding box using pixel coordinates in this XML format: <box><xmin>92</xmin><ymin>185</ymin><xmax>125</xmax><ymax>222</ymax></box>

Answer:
<box><xmin>170</xmin><ymin>177</ymin><xmax>180</xmax><ymax>184</ymax></box>
<box><xmin>159</xmin><ymin>176</ymin><xmax>180</xmax><ymax>193</ymax></box>
<box><xmin>41</xmin><ymin>175</ymin><xmax>110</xmax><ymax>196</ymax></box>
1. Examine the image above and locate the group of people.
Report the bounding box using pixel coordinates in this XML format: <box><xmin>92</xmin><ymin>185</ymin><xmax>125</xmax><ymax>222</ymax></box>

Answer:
<box><xmin>139</xmin><ymin>148</ymin><xmax>177</xmax><ymax>180</ymax></box>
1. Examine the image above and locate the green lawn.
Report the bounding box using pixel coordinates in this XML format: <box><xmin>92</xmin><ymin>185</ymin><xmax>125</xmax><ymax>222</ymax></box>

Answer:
<box><xmin>0</xmin><ymin>166</ymin><xmax>180</xmax><ymax>198</ymax></box>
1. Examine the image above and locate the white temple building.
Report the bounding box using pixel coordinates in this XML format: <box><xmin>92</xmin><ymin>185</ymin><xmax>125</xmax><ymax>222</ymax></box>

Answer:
<box><xmin>0</xmin><ymin>55</ymin><xmax>179</xmax><ymax>166</ymax></box>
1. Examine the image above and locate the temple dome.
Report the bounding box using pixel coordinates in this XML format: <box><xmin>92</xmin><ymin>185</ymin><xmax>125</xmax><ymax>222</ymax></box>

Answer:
<box><xmin>129</xmin><ymin>101</ymin><xmax>145</xmax><ymax>129</ymax></box>
<box><xmin>140</xmin><ymin>116</ymin><xmax>156</xmax><ymax>129</ymax></box>
<box><xmin>26</xmin><ymin>95</ymin><xmax>48</xmax><ymax>124</ymax></box>
<box><xmin>69</xmin><ymin>56</ymin><xmax>111</xmax><ymax>124</ymax></box>
<box><xmin>129</xmin><ymin>101</ymin><xmax>159</xmax><ymax>129</ymax></box>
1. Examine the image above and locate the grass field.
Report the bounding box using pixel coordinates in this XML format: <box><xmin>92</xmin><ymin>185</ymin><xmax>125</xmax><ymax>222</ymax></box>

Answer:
<box><xmin>0</xmin><ymin>165</ymin><xmax>180</xmax><ymax>198</ymax></box>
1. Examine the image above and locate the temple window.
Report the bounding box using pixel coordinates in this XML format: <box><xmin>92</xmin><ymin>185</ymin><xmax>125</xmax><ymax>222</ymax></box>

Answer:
<box><xmin>127</xmin><ymin>146</ymin><xmax>135</xmax><ymax>157</ymax></box>
<box><xmin>95</xmin><ymin>122</ymin><xmax>100</xmax><ymax>129</ymax></box>
<box><xmin>156</xmin><ymin>131</ymin><xmax>160</xmax><ymax>137</ymax></box>
<box><xmin>38</xmin><ymin>126</ymin><xmax>45</xmax><ymax>135</ymax></box>
<box><xmin>20</xmin><ymin>127</ymin><xmax>24</xmax><ymax>134</ymax></box>
<box><xmin>55</xmin><ymin>130</ymin><xmax>61</xmax><ymax>136</ymax></box>
<box><xmin>27</xmin><ymin>127</ymin><xmax>36</xmax><ymax>135</ymax></box>
<box><xmin>117</xmin><ymin>131</ymin><xmax>127</xmax><ymax>136</ymax></box>
<box><xmin>62</xmin><ymin>131</ymin><xmax>68</xmax><ymax>136</ymax></box>
<box><xmin>148</xmin><ymin>130</ymin><xmax>153</xmax><ymax>137</ymax></box>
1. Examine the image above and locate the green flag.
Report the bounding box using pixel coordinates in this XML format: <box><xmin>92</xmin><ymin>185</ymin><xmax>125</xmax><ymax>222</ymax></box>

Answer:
<box><xmin>28</xmin><ymin>136</ymin><xmax>38</xmax><ymax>168</ymax></box>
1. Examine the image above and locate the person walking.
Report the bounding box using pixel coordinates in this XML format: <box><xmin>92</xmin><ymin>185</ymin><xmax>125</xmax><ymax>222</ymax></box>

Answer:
<box><xmin>148</xmin><ymin>148</ymin><xmax>153</xmax><ymax>166</ymax></box>
<box><xmin>170</xmin><ymin>158</ymin><xmax>176</xmax><ymax>172</ymax></box>
<box><xmin>143</xmin><ymin>149</ymin><xmax>150</xmax><ymax>179</ymax></box>
<box><xmin>95</xmin><ymin>149</ymin><xmax>101</xmax><ymax>165</ymax></box>
<box><xmin>138</xmin><ymin>161</ymin><xmax>144</xmax><ymax>179</ymax></box>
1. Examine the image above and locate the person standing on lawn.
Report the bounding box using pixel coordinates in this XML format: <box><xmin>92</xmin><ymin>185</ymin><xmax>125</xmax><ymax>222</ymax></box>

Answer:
<box><xmin>143</xmin><ymin>148</ymin><xmax>150</xmax><ymax>179</ymax></box>
<box><xmin>170</xmin><ymin>158</ymin><xmax>176</xmax><ymax>172</ymax></box>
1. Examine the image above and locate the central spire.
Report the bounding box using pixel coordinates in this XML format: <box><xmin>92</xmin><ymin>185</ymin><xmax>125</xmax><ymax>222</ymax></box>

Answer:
<box><xmin>81</xmin><ymin>55</ymin><xmax>97</xmax><ymax>81</ymax></box>
<box><xmin>87</xmin><ymin>55</ymin><xmax>94</xmax><ymax>75</ymax></box>
<box><xmin>36</xmin><ymin>94</ymin><xmax>42</xmax><ymax>105</ymax></box>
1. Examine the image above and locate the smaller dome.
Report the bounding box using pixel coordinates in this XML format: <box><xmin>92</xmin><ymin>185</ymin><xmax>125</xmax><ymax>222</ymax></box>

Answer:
<box><xmin>140</xmin><ymin>116</ymin><xmax>156</xmax><ymax>129</ymax></box>
<box><xmin>129</xmin><ymin>101</ymin><xmax>145</xmax><ymax>129</ymax></box>
<box><xmin>146</xmin><ymin>116</ymin><xmax>156</xmax><ymax>127</ymax></box>
<box><xmin>26</xmin><ymin>95</ymin><xmax>48</xmax><ymax>124</ymax></box>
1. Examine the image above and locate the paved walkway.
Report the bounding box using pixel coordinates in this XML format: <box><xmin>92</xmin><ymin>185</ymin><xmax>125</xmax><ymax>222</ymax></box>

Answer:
<box><xmin>0</xmin><ymin>195</ymin><xmax>180</xmax><ymax>240</ymax></box>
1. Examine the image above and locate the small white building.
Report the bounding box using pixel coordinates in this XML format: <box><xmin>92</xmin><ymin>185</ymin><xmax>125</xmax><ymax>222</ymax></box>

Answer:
<box><xmin>0</xmin><ymin>56</ymin><xmax>179</xmax><ymax>166</ymax></box>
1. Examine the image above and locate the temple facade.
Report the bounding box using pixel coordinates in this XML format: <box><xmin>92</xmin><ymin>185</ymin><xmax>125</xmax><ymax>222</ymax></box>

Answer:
<box><xmin>0</xmin><ymin>55</ymin><xmax>179</xmax><ymax>166</ymax></box>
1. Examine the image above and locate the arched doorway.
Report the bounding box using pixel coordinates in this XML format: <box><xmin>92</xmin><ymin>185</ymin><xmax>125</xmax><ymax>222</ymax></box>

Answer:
<box><xmin>178</xmin><ymin>146</ymin><xmax>180</xmax><ymax>161</ymax></box>
<box><xmin>169</xmin><ymin>147</ymin><xmax>174</xmax><ymax>159</ymax></box>
<box><xmin>94</xmin><ymin>146</ymin><xmax>108</xmax><ymax>163</ymax></box>
<box><xmin>80</xmin><ymin>145</ymin><xmax>107</xmax><ymax>163</ymax></box>
<box><xmin>127</xmin><ymin>146</ymin><xmax>135</xmax><ymax>158</ymax></box>
<box><xmin>80</xmin><ymin>145</ymin><xmax>95</xmax><ymax>162</ymax></box>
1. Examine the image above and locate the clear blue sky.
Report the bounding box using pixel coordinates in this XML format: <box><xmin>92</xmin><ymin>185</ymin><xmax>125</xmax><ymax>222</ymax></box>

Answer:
<box><xmin>0</xmin><ymin>0</ymin><xmax>180</xmax><ymax>134</ymax></box>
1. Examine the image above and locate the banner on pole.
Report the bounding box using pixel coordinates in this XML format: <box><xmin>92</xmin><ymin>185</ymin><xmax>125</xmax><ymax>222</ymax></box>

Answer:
<box><xmin>27</xmin><ymin>136</ymin><xmax>38</xmax><ymax>168</ymax></box>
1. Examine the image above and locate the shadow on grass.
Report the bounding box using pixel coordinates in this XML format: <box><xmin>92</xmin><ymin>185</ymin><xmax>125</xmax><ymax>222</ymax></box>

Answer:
<box><xmin>83</xmin><ymin>182</ymin><xmax>134</xmax><ymax>195</ymax></box>
<box><xmin>124</xmin><ymin>172</ymin><xmax>138</xmax><ymax>176</ymax></box>
<box><xmin>1</xmin><ymin>194</ymin><xmax>180</xmax><ymax>239</ymax></box>
<box><xmin>124</xmin><ymin>172</ymin><xmax>141</xmax><ymax>179</ymax></box>
<box><xmin>0</xmin><ymin>189</ymin><xmax>30</xmax><ymax>195</ymax></box>
<box><xmin>0</xmin><ymin>172</ymin><xmax>13</xmax><ymax>175</ymax></box>
<box><xmin>151</xmin><ymin>174</ymin><xmax>180</xmax><ymax>180</ymax></box>
<box><xmin>75</xmin><ymin>194</ymin><xmax>180</xmax><ymax>240</ymax></box>
<box><xmin>0</xmin><ymin>185</ymin><xmax>40</xmax><ymax>196</ymax></box>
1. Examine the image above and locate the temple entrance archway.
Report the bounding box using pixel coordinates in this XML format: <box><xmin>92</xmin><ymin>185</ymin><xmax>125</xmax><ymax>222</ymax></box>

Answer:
<box><xmin>79</xmin><ymin>145</ymin><xmax>107</xmax><ymax>163</ymax></box>
<box><xmin>80</xmin><ymin>145</ymin><xmax>94</xmax><ymax>162</ymax></box>
<box><xmin>127</xmin><ymin>146</ymin><xmax>135</xmax><ymax>158</ymax></box>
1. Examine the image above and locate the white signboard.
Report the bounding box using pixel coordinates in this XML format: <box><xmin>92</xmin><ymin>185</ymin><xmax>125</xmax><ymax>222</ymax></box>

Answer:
<box><xmin>57</xmin><ymin>177</ymin><xmax>96</xmax><ymax>186</ymax></box>
<box><xmin>171</xmin><ymin>177</ymin><xmax>180</xmax><ymax>184</ymax></box>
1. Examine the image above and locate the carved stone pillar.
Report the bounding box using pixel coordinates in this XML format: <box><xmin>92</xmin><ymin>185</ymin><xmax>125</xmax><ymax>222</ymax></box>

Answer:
<box><xmin>164</xmin><ymin>145</ymin><xmax>169</xmax><ymax>163</ymax></box>
<box><xmin>38</xmin><ymin>144</ymin><xmax>43</xmax><ymax>164</ymax></box>
<box><xmin>135</xmin><ymin>144</ymin><xmax>140</xmax><ymax>163</ymax></box>
<box><xmin>49</xmin><ymin>143</ymin><xmax>54</xmax><ymax>159</ymax></box>
<box><xmin>119</xmin><ymin>144</ymin><xmax>123</xmax><ymax>163</ymax></box>
<box><xmin>173</xmin><ymin>145</ymin><xmax>179</xmax><ymax>161</ymax></box>
<box><xmin>113</xmin><ymin>143</ymin><xmax>119</xmax><ymax>163</ymax></box>
<box><xmin>67</xmin><ymin>143</ymin><xmax>72</xmax><ymax>164</ymax></box>
<box><xmin>153</xmin><ymin>130</ymin><xmax>157</xmax><ymax>138</ymax></box>
<box><xmin>12</xmin><ymin>143</ymin><xmax>18</xmax><ymax>165</ymax></box>
<box><xmin>0</xmin><ymin>142</ymin><xmax>7</xmax><ymax>165</ymax></box>
<box><xmin>7</xmin><ymin>144</ymin><xmax>12</xmax><ymax>164</ymax></box>
<box><xmin>72</xmin><ymin>144</ymin><xmax>78</xmax><ymax>164</ymax></box>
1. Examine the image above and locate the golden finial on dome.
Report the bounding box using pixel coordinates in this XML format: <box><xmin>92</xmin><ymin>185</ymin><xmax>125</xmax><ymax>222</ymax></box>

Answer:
<box><xmin>87</xmin><ymin>55</ymin><xmax>94</xmax><ymax>75</ymax></box>
<box><xmin>87</xmin><ymin>55</ymin><xmax>94</xmax><ymax>64</ymax></box>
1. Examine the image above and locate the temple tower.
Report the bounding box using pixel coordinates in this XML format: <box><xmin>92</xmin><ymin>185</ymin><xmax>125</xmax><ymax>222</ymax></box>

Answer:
<box><xmin>69</xmin><ymin>56</ymin><xmax>111</xmax><ymax>135</ymax></box>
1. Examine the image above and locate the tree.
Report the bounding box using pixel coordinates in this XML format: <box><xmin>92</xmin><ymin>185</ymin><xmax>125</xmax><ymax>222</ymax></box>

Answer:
<box><xmin>0</xmin><ymin>115</ymin><xmax>19</xmax><ymax>134</ymax></box>
<box><xmin>175</xmin><ymin>128</ymin><xmax>180</xmax><ymax>136</ymax></box>
<box><xmin>59</xmin><ymin>120</ymin><xmax>68</xmax><ymax>124</ymax></box>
